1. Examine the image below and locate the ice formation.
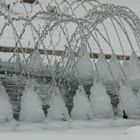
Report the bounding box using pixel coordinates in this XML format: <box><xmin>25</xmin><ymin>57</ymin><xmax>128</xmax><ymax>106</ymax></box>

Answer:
<box><xmin>76</xmin><ymin>45</ymin><xmax>94</xmax><ymax>82</ymax></box>
<box><xmin>0</xmin><ymin>80</ymin><xmax>13</xmax><ymax>122</ymax></box>
<box><xmin>16</xmin><ymin>54</ymin><xmax>21</xmax><ymax>65</ymax></box>
<box><xmin>20</xmin><ymin>80</ymin><xmax>45</xmax><ymax>122</ymax></box>
<box><xmin>128</xmin><ymin>51</ymin><xmax>140</xmax><ymax>80</ymax></box>
<box><xmin>71</xmin><ymin>85</ymin><xmax>93</xmax><ymax>120</ymax></box>
<box><xmin>29</xmin><ymin>49</ymin><xmax>43</xmax><ymax>72</ymax></box>
<box><xmin>96</xmin><ymin>52</ymin><xmax>110</xmax><ymax>81</ymax></box>
<box><xmin>136</xmin><ymin>87</ymin><xmax>140</xmax><ymax>106</ymax></box>
<box><xmin>108</xmin><ymin>53</ymin><xmax>121</xmax><ymax>81</ymax></box>
<box><xmin>90</xmin><ymin>80</ymin><xmax>114</xmax><ymax>118</ymax></box>
<box><xmin>121</xmin><ymin>59</ymin><xmax>129</xmax><ymax>80</ymax></box>
<box><xmin>47</xmin><ymin>87</ymin><xmax>70</xmax><ymax>121</ymax></box>
<box><xmin>118</xmin><ymin>82</ymin><xmax>140</xmax><ymax>117</ymax></box>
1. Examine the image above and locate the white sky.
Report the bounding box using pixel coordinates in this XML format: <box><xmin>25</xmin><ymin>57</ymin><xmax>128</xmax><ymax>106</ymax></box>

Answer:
<box><xmin>100</xmin><ymin>0</ymin><xmax>140</xmax><ymax>17</ymax></box>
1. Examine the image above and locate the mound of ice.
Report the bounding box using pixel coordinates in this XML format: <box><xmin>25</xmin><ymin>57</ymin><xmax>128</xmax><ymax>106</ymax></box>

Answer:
<box><xmin>125</xmin><ymin>125</ymin><xmax>140</xmax><ymax>137</ymax></box>
<box><xmin>0</xmin><ymin>80</ymin><xmax>13</xmax><ymax>122</ymax></box>
<box><xmin>47</xmin><ymin>87</ymin><xmax>69</xmax><ymax>121</ymax></box>
<box><xmin>118</xmin><ymin>82</ymin><xmax>140</xmax><ymax>117</ymax></box>
<box><xmin>90</xmin><ymin>80</ymin><xmax>114</xmax><ymax>118</ymax></box>
<box><xmin>76</xmin><ymin>45</ymin><xmax>95</xmax><ymax>82</ymax></box>
<box><xmin>20</xmin><ymin>80</ymin><xmax>45</xmax><ymax>122</ymax></box>
<box><xmin>96</xmin><ymin>52</ymin><xmax>111</xmax><ymax>81</ymax></box>
<box><xmin>71</xmin><ymin>85</ymin><xmax>93</xmax><ymax>120</ymax></box>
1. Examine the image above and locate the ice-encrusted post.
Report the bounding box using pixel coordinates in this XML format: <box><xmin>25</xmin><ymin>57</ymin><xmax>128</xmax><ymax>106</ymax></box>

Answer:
<box><xmin>47</xmin><ymin>86</ymin><xmax>70</xmax><ymax>121</ymax></box>
<box><xmin>90</xmin><ymin>80</ymin><xmax>114</xmax><ymax>118</ymax></box>
<box><xmin>20</xmin><ymin>79</ymin><xmax>45</xmax><ymax>122</ymax></box>
<box><xmin>71</xmin><ymin>85</ymin><xmax>93</xmax><ymax>120</ymax></box>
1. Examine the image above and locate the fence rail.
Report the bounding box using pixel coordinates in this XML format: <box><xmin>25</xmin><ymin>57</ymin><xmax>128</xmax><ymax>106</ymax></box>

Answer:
<box><xmin>0</xmin><ymin>46</ymin><xmax>134</xmax><ymax>60</ymax></box>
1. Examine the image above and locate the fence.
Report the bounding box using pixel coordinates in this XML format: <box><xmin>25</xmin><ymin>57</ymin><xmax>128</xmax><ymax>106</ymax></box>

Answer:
<box><xmin>1</xmin><ymin>0</ymin><xmax>140</xmax><ymax>119</ymax></box>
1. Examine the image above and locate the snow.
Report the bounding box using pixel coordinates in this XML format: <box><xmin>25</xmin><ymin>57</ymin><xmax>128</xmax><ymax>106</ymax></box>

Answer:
<box><xmin>20</xmin><ymin>80</ymin><xmax>45</xmax><ymax>122</ymax></box>
<box><xmin>47</xmin><ymin>87</ymin><xmax>70</xmax><ymax>121</ymax></box>
<box><xmin>71</xmin><ymin>85</ymin><xmax>93</xmax><ymax>120</ymax></box>
<box><xmin>125</xmin><ymin>125</ymin><xmax>140</xmax><ymax>139</ymax></box>
<box><xmin>0</xmin><ymin>80</ymin><xmax>13</xmax><ymax>122</ymax></box>
<box><xmin>0</xmin><ymin>118</ymin><xmax>139</xmax><ymax>140</ymax></box>
<box><xmin>90</xmin><ymin>80</ymin><xmax>114</xmax><ymax>118</ymax></box>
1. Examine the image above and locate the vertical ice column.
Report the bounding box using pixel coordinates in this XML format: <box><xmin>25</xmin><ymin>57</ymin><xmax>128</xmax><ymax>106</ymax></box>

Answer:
<box><xmin>90</xmin><ymin>80</ymin><xmax>114</xmax><ymax>118</ymax></box>
<box><xmin>0</xmin><ymin>80</ymin><xmax>13</xmax><ymax>122</ymax></box>
<box><xmin>71</xmin><ymin>85</ymin><xmax>93</xmax><ymax>120</ymax></box>
<box><xmin>47</xmin><ymin>87</ymin><xmax>70</xmax><ymax>121</ymax></box>
<box><xmin>20</xmin><ymin>80</ymin><xmax>45</xmax><ymax>122</ymax></box>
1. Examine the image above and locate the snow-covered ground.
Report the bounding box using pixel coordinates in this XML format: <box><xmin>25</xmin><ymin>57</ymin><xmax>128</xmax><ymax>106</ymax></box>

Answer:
<box><xmin>0</xmin><ymin>119</ymin><xmax>140</xmax><ymax>140</ymax></box>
